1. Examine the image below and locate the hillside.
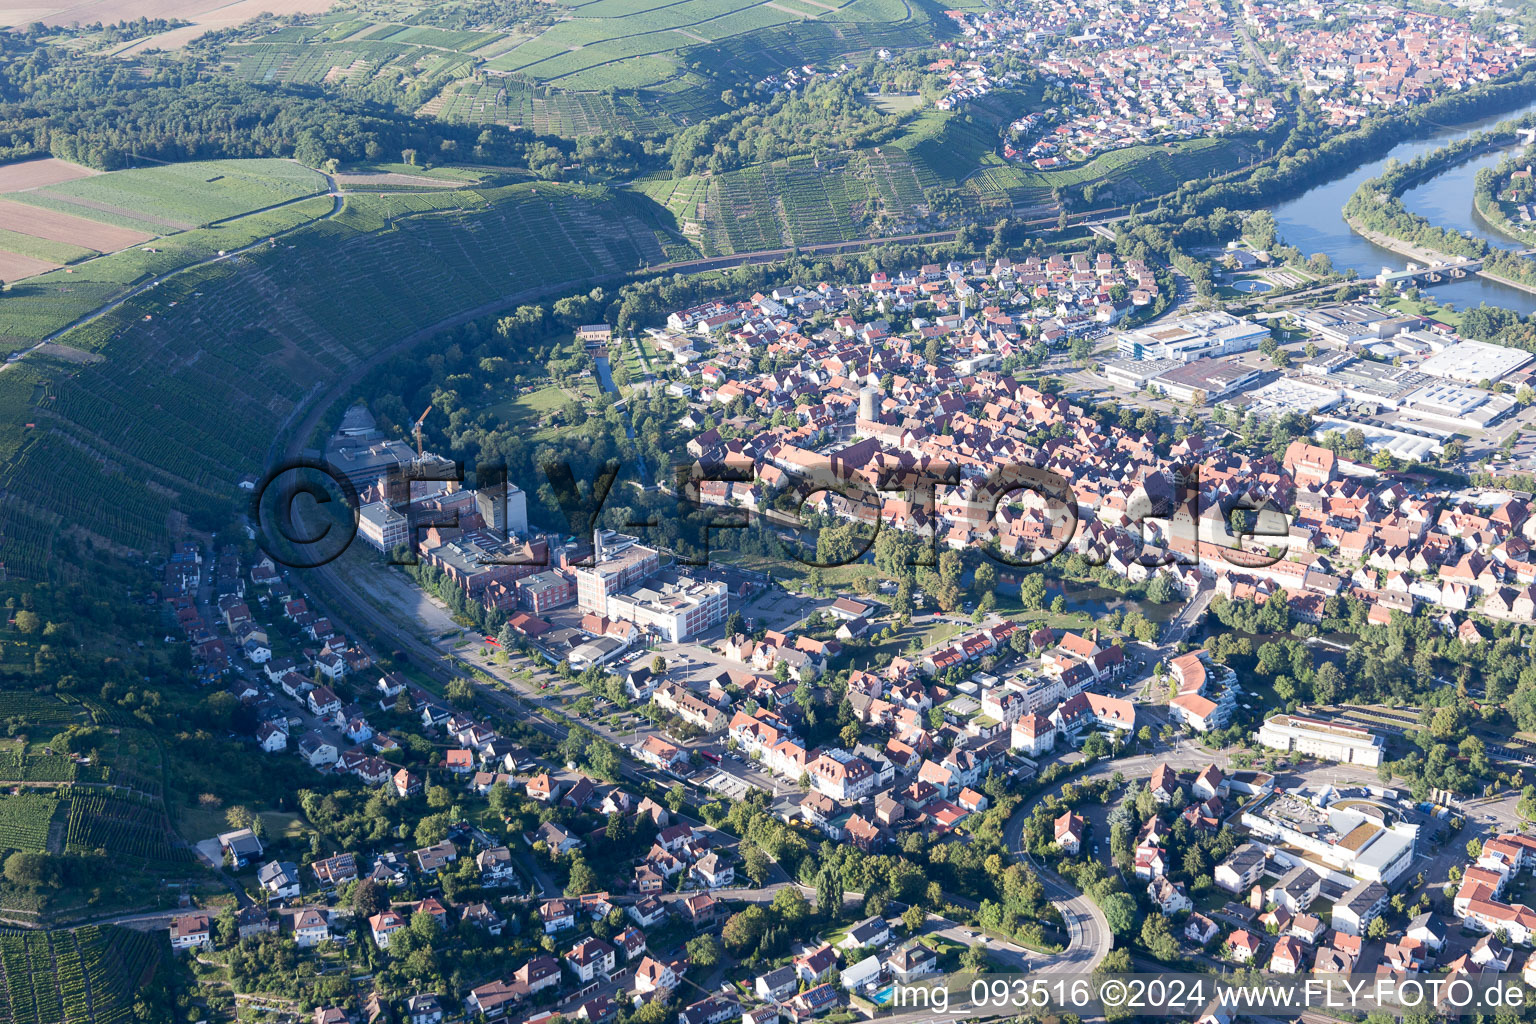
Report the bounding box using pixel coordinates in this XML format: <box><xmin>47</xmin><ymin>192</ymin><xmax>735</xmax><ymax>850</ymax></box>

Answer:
<box><xmin>0</xmin><ymin>180</ymin><xmax>673</xmax><ymax>575</ymax></box>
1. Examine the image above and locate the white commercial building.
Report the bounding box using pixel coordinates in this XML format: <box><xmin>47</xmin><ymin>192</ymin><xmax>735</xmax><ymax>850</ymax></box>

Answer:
<box><xmin>1256</xmin><ymin>714</ymin><xmax>1383</xmax><ymax>767</ymax></box>
<box><xmin>1240</xmin><ymin>791</ymin><xmax>1416</xmax><ymax>887</ymax></box>
<box><xmin>1116</xmin><ymin>311</ymin><xmax>1268</xmax><ymax>363</ymax></box>
<box><xmin>1239</xmin><ymin>378</ymin><xmax>1344</xmax><ymax>418</ymax></box>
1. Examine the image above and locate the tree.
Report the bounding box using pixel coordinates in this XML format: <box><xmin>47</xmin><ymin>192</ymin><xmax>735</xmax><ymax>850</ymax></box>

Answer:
<box><xmin>1140</xmin><ymin>913</ymin><xmax>1180</xmax><ymax>961</ymax></box>
<box><xmin>565</xmin><ymin>855</ymin><xmax>597</xmax><ymax>896</ymax></box>
<box><xmin>973</xmin><ymin>562</ymin><xmax>997</xmax><ymax>598</ymax></box>
<box><xmin>652</xmin><ymin>656</ymin><xmax>667</xmax><ymax>675</ymax></box>
<box><xmin>959</xmin><ymin>944</ymin><xmax>990</xmax><ymax>972</ymax></box>
<box><xmin>686</xmin><ymin>933</ymin><xmax>722</xmax><ymax>967</ymax></box>
<box><xmin>722</xmin><ymin>906</ymin><xmax>769</xmax><ymax>952</ymax></box>
<box><xmin>1100</xmin><ymin>892</ymin><xmax>1137</xmax><ymax>937</ymax></box>
<box><xmin>901</xmin><ymin>904</ymin><xmax>926</xmax><ymax>932</ymax></box>
<box><xmin>14</xmin><ymin>610</ymin><xmax>41</xmax><ymax>633</ymax></box>
<box><xmin>772</xmin><ymin>886</ymin><xmax>810</xmax><ymax>924</ymax></box>
<box><xmin>1367</xmin><ymin>915</ymin><xmax>1389</xmax><ymax>941</ymax></box>
<box><xmin>3</xmin><ymin>852</ymin><xmax>56</xmax><ymax>889</ymax></box>
<box><xmin>665</xmin><ymin>783</ymin><xmax>687</xmax><ymax>814</ymax></box>
<box><xmin>816</xmin><ymin>868</ymin><xmax>844</xmax><ymax>919</ymax></box>
<box><xmin>349</xmin><ymin>879</ymin><xmax>387</xmax><ymax>919</ymax></box>
<box><xmin>446</xmin><ymin>678</ymin><xmax>475</xmax><ymax>707</ymax></box>
<box><xmin>742</xmin><ymin>844</ymin><xmax>771</xmax><ymax>886</ymax></box>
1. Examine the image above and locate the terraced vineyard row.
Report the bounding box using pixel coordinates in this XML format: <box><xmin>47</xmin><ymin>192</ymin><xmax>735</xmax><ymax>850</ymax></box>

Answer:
<box><xmin>434</xmin><ymin>79</ymin><xmax>674</xmax><ymax>136</ymax></box>
<box><xmin>0</xmin><ymin>496</ymin><xmax>60</xmax><ymax>582</ymax></box>
<box><xmin>0</xmin><ymin>437</ymin><xmax>172</xmax><ymax>553</ymax></box>
<box><xmin>0</xmin><ymin>694</ymin><xmax>82</xmax><ymax>725</ymax></box>
<box><xmin>699</xmin><ymin>151</ymin><xmax>933</xmax><ymax>253</ymax></box>
<box><xmin>0</xmin><ymin>794</ymin><xmax>59</xmax><ymax>853</ymax></box>
<box><xmin>0</xmin><ymin>752</ymin><xmax>77</xmax><ymax>783</ymax></box>
<box><xmin>65</xmin><ymin>792</ymin><xmax>187</xmax><ymax>865</ymax></box>
<box><xmin>0</xmin><ymin>927</ymin><xmax>159</xmax><ymax>1024</ymax></box>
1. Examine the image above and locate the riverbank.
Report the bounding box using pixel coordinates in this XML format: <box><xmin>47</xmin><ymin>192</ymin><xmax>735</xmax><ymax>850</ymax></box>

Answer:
<box><xmin>1343</xmin><ymin>211</ymin><xmax>1536</xmax><ymax>297</ymax></box>
<box><xmin>1473</xmin><ymin>189</ymin><xmax>1536</xmax><ymax>249</ymax></box>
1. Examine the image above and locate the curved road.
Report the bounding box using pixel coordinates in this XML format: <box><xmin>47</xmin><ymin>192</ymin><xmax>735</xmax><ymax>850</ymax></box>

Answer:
<box><xmin>1002</xmin><ymin>810</ymin><xmax>1114</xmax><ymax>976</ymax></box>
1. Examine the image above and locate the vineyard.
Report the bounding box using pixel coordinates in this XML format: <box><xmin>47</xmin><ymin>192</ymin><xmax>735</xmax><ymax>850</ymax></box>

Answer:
<box><xmin>431</xmin><ymin>79</ymin><xmax>675</xmax><ymax>136</ymax></box>
<box><xmin>64</xmin><ymin>792</ymin><xmax>187</xmax><ymax>865</ymax></box>
<box><xmin>0</xmin><ymin>436</ymin><xmax>176</xmax><ymax>553</ymax></box>
<box><xmin>690</xmin><ymin>149</ymin><xmax>932</xmax><ymax>253</ymax></box>
<box><xmin>479</xmin><ymin>0</ymin><xmax>919</xmax><ymax>93</ymax></box>
<box><xmin>226</xmin><ymin>38</ymin><xmax>480</xmax><ymax>88</ymax></box>
<box><xmin>955</xmin><ymin>136</ymin><xmax>1258</xmax><ymax>211</ymax></box>
<box><xmin>0</xmin><ymin>694</ymin><xmax>86</xmax><ymax>728</ymax></box>
<box><xmin>0</xmin><ymin>795</ymin><xmax>59</xmax><ymax>853</ymax></box>
<box><xmin>0</xmin><ymin>752</ymin><xmax>77</xmax><ymax>783</ymax></box>
<box><xmin>0</xmin><ymin>926</ymin><xmax>160</xmax><ymax>1024</ymax></box>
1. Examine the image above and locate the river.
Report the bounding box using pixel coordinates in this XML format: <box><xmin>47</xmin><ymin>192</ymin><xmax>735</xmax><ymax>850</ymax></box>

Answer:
<box><xmin>1271</xmin><ymin>95</ymin><xmax>1536</xmax><ymax>313</ymax></box>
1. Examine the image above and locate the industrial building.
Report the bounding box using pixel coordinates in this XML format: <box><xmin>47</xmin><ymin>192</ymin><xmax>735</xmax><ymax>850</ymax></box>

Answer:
<box><xmin>574</xmin><ymin>531</ymin><xmax>662</xmax><ymax>616</ymax></box>
<box><xmin>1416</xmin><ymin>340</ymin><xmax>1533</xmax><ymax>384</ymax></box>
<box><xmin>1289</xmin><ymin>303</ymin><xmax>1417</xmax><ymax>345</ymax></box>
<box><xmin>1115</xmin><ymin>311</ymin><xmax>1268</xmax><ymax>363</ymax></box>
<box><xmin>605</xmin><ymin>574</ymin><xmax>729</xmax><ymax>643</ymax></box>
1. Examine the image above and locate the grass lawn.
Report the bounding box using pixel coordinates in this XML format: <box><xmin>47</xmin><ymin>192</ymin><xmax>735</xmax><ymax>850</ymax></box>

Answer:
<box><xmin>986</xmin><ymin>595</ymin><xmax>1099</xmax><ymax>632</ymax></box>
<box><xmin>481</xmin><ymin>383</ymin><xmax>577</xmax><ymax>431</ymax></box>
<box><xmin>710</xmin><ymin>551</ymin><xmax>873</xmax><ymax>589</ymax></box>
<box><xmin>177</xmin><ymin>803</ymin><xmax>254</xmax><ymax>842</ymax></box>
<box><xmin>259</xmin><ymin>810</ymin><xmax>305</xmax><ymax>840</ymax></box>
<box><xmin>864</xmin><ymin>92</ymin><xmax>923</xmax><ymax>114</ymax></box>
<box><xmin>1382</xmin><ymin>293</ymin><xmax>1464</xmax><ymax>329</ymax></box>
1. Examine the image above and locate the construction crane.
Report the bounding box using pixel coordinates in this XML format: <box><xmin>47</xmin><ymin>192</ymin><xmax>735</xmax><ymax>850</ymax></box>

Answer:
<box><xmin>413</xmin><ymin>406</ymin><xmax>432</xmax><ymax>458</ymax></box>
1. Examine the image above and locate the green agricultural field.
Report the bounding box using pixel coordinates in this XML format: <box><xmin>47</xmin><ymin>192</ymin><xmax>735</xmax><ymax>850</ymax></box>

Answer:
<box><xmin>0</xmin><ymin>192</ymin><xmax>334</xmax><ymax>348</ymax></box>
<box><xmin>0</xmin><ymin>229</ymin><xmax>95</xmax><ymax>266</ymax></box>
<box><xmin>864</xmin><ymin>92</ymin><xmax>923</xmax><ymax>114</ymax></box>
<box><xmin>14</xmin><ymin>159</ymin><xmax>328</xmax><ymax>231</ymax></box>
